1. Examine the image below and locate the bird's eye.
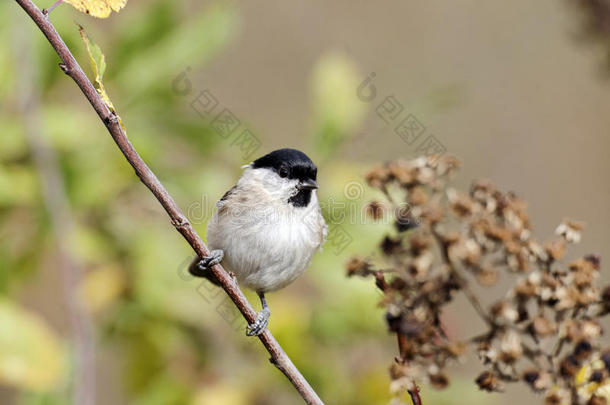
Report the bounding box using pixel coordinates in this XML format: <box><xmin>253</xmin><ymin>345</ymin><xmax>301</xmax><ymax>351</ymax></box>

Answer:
<box><xmin>279</xmin><ymin>167</ymin><xmax>289</xmax><ymax>178</ymax></box>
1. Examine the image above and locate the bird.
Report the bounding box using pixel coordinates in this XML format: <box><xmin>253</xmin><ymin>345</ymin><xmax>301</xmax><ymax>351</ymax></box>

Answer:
<box><xmin>189</xmin><ymin>148</ymin><xmax>327</xmax><ymax>336</ymax></box>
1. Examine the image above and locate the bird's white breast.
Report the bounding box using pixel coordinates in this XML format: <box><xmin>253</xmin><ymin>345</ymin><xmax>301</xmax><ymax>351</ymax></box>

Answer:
<box><xmin>206</xmin><ymin>185</ymin><xmax>326</xmax><ymax>292</ymax></box>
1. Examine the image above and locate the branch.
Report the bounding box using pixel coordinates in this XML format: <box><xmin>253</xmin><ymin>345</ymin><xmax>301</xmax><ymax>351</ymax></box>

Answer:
<box><xmin>380</xmin><ymin>273</ymin><xmax>422</xmax><ymax>405</ymax></box>
<box><xmin>13</xmin><ymin>1</ymin><xmax>323</xmax><ymax>403</ymax></box>
<box><xmin>396</xmin><ymin>335</ymin><xmax>423</xmax><ymax>405</ymax></box>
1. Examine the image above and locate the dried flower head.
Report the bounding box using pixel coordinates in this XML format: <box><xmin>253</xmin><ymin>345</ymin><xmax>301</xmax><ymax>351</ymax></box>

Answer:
<box><xmin>347</xmin><ymin>155</ymin><xmax>609</xmax><ymax>405</ymax></box>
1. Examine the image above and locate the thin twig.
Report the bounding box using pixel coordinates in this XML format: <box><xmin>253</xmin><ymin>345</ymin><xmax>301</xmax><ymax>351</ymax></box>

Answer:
<box><xmin>408</xmin><ymin>386</ymin><xmax>423</xmax><ymax>405</ymax></box>
<box><xmin>13</xmin><ymin>1</ymin><xmax>323</xmax><ymax>403</ymax></box>
<box><xmin>431</xmin><ymin>226</ymin><xmax>495</xmax><ymax>327</ymax></box>
<box><xmin>396</xmin><ymin>334</ymin><xmax>423</xmax><ymax>405</ymax></box>
<box><xmin>46</xmin><ymin>0</ymin><xmax>62</xmax><ymax>14</ymax></box>
<box><xmin>13</xmin><ymin>23</ymin><xmax>96</xmax><ymax>405</ymax></box>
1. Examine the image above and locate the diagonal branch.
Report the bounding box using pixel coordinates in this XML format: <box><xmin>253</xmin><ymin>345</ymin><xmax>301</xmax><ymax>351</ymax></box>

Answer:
<box><xmin>13</xmin><ymin>1</ymin><xmax>323</xmax><ymax>404</ymax></box>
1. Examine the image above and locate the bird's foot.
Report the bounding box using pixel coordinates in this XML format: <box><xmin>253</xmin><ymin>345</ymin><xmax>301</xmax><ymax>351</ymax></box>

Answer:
<box><xmin>246</xmin><ymin>307</ymin><xmax>270</xmax><ymax>336</ymax></box>
<box><xmin>189</xmin><ymin>250</ymin><xmax>224</xmax><ymax>277</ymax></box>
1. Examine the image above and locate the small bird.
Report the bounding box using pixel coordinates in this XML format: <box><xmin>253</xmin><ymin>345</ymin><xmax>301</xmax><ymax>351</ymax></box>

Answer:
<box><xmin>189</xmin><ymin>148</ymin><xmax>327</xmax><ymax>336</ymax></box>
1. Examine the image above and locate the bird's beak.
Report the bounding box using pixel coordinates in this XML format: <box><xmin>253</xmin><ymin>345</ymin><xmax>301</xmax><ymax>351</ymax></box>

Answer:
<box><xmin>298</xmin><ymin>179</ymin><xmax>318</xmax><ymax>190</ymax></box>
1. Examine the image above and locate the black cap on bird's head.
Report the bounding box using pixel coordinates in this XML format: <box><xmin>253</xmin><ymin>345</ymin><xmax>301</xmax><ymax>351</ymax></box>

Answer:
<box><xmin>251</xmin><ymin>148</ymin><xmax>318</xmax><ymax>190</ymax></box>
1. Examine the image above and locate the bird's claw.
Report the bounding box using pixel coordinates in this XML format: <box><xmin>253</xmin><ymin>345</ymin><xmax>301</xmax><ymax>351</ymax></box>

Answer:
<box><xmin>246</xmin><ymin>307</ymin><xmax>270</xmax><ymax>336</ymax></box>
<box><xmin>197</xmin><ymin>250</ymin><xmax>224</xmax><ymax>270</ymax></box>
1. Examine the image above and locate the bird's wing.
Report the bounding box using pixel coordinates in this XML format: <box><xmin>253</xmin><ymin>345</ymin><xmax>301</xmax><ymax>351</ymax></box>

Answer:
<box><xmin>216</xmin><ymin>185</ymin><xmax>237</xmax><ymax>213</ymax></box>
<box><xmin>219</xmin><ymin>186</ymin><xmax>237</xmax><ymax>203</ymax></box>
<box><xmin>318</xmin><ymin>207</ymin><xmax>328</xmax><ymax>249</ymax></box>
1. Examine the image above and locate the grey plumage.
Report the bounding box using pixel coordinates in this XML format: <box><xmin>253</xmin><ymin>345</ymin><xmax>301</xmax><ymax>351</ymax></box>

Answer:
<box><xmin>188</xmin><ymin>149</ymin><xmax>326</xmax><ymax>335</ymax></box>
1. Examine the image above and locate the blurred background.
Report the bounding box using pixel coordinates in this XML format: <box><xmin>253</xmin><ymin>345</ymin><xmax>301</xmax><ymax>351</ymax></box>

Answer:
<box><xmin>1</xmin><ymin>0</ymin><xmax>609</xmax><ymax>404</ymax></box>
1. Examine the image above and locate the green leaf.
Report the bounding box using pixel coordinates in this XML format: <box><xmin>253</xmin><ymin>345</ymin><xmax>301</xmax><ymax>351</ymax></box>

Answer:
<box><xmin>78</xmin><ymin>25</ymin><xmax>126</xmax><ymax>132</ymax></box>
<box><xmin>115</xmin><ymin>2</ymin><xmax>238</xmax><ymax>95</ymax></box>
<box><xmin>310</xmin><ymin>52</ymin><xmax>367</xmax><ymax>159</ymax></box>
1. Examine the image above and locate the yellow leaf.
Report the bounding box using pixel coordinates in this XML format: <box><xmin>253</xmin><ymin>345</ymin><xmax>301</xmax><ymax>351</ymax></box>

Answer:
<box><xmin>0</xmin><ymin>300</ymin><xmax>66</xmax><ymax>391</ymax></box>
<box><xmin>63</xmin><ymin>0</ymin><xmax>127</xmax><ymax>18</ymax></box>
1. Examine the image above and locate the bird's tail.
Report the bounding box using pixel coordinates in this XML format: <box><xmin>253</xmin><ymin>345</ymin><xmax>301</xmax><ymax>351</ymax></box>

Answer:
<box><xmin>188</xmin><ymin>256</ymin><xmax>222</xmax><ymax>286</ymax></box>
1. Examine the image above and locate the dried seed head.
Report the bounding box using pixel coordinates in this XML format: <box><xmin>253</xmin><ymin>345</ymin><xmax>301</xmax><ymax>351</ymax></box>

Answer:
<box><xmin>346</xmin><ymin>257</ymin><xmax>372</xmax><ymax>277</ymax></box>
<box><xmin>528</xmin><ymin>316</ymin><xmax>557</xmax><ymax>338</ymax></box>
<box><xmin>476</xmin><ymin>268</ymin><xmax>499</xmax><ymax>287</ymax></box>
<box><xmin>523</xmin><ymin>369</ymin><xmax>552</xmax><ymax>392</ymax></box>
<box><xmin>491</xmin><ymin>300</ymin><xmax>519</xmax><ymax>324</ymax></box>
<box><xmin>528</xmin><ymin>240</ymin><xmax>549</xmax><ymax>262</ymax></box>
<box><xmin>545</xmin><ymin>389</ymin><xmax>570</xmax><ymax>405</ymax></box>
<box><xmin>545</xmin><ymin>238</ymin><xmax>567</xmax><ymax>261</ymax></box>
<box><xmin>385</xmin><ymin>305</ymin><xmax>405</xmax><ymax>334</ymax></box>
<box><xmin>420</xmin><ymin>199</ymin><xmax>444</xmax><ymax>224</ymax></box>
<box><xmin>351</xmin><ymin>157</ymin><xmax>606</xmax><ymax>404</ymax></box>
<box><xmin>388</xmin><ymin>161</ymin><xmax>416</xmax><ymax>188</ymax></box>
<box><xmin>447</xmin><ymin>188</ymin><xmax>474</xmax><ymax>218</ymax></box>
<box><xmin>601</xmin><ymin>351</ymin><xmax>610</xmax><ymax>373</ymax></box>
<box><xmin>560</xmin><ymin>355</ymin><xmax>581</xmax><ymax>378</ymax></box>
<box><xmin>585</xmin><ymin>254</ymin><xmax>601</xmax><ymax>270</ymax></box>
<box><xmin>563</xmin><ymin>320</ymin><xmax>603</xmax><ymax>343</ymax></box>
<box><xmin>588</xmin><ymin>369</ymin><xmax>607</xmax><ymax>384</ymax></box>
<box><xmin>395</xmin><ymin>210</ymin><xmax>418</xmax><ymax>232</ymax></box>
<box><xmin>555</xmin><ymin>286</ymin><xmax>579</xmax><ymax>311</ymax></box>
<box><xmin>514</xmin><ymin>277</ymin><xmax>539</xmax><ymax>302</ymax></box>
<box><xmin>381</xmin><ymin>235</ymin><xmax>403</xmax><ymax>256</ymax></box>
<box><xmin>410</xmin><ymin>251</ymin><xmax>434</xmax><ymax>280</ymax></box>
<box><xmin>574</xmin><ymin>340</ymin><xmax>594</xmax><ymax>362</ymax></box>
<box><xmin>389</xmin><ymin>362</ymin><xmax>408</xmax><ymax>379</ymax></box>
<box><xmin>475</xmin><ymin>371</ymin><xmax>503</xmax><ymax>392</ymax></box>
<box><xmin>443</xmin><ymin>341</ymin><xmax>468</xmax><ymax>358</ymax></box>
<box><xmin>365</xmin><ymin>201</ymin><xmax>385</xmax><ymax>220</ymax></box>
<box><xmin>365</xmin><ymin>166</ymin><xmax>390</xmax><ymax>189</ymax></box>
<box><xmin>587</xmin><ymin>396</ymin><xmax>608</xmax><ymax>405</ymax></box>
<box><xmin>499</xmin><ymin>330</ymin><xmax>523</xmax><ymax>364</ymax></box>
<box><xmin>429</xmin><ymin>372</ymin><xmax>449</xmax><ymax>389</ymax></box>
<box><xmin>523</xmin><ymin>369</ymin><xmax>540</xmax><ymax>386</ymax></box>
<box><xmin>555</xmin><ymin>219</ymin><xmax>584</xmax><ymax>244</ymax></box>
<box><xmin>409</xmin><ymin>187</ymin><xmax>429</xmax><ymax>206</ymax></box>
<box><xmin>434</xmin><ymin>155</ymin><xmax>460</xmax><ymax>176</ymax></box>
<box><xmin>602</xmin><ymin>286</ymin><xmax>610</xmax><ymax>306</ymax></box>
<box><xmin>409</xmin><ymin>234</ymin><xmax>432</xmax><ymax>256</ymax></box>
<box><xmin>415</xmin><ymin>166</ymin><xmax>435</xmax><ymax>184</ymax></box>
<box><xmin>477</xmin><ymin>341</ymin><xmax>497</xmax><ymax>364</ymax></box>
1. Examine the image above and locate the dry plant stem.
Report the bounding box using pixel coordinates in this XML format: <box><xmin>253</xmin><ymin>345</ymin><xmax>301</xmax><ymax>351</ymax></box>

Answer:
<box><xmin>396</xmin><ymin>334</ymin><xmax>423</xmax><ymax>405</ymax></box>
<box><xmin>378</xmin><ymin>272</ymin><xmax>423</xmax><ymax>405</ymax></box>
<box><xmin>14</xmin><ymin>23</ymin><xmax>96</xmax><ymax>405</ymax></box>
<box><xmin>13</xmin><ymin>1</ymin><xmax>323</xmax><ymax>403</ymax></box>
<box><xmin>431</xmin><ymin>228</ymin><xmax>550</xmax><ymax>374</ymax></box>
<box><xmin>408</xmin><ymin>386</ymin><xmax>422</xmax><ymax>405</ymax></box>
<box><xmin>431</xmin><ymin>227</ymin><xmax>494</xmax><ymax>327</ymax></box>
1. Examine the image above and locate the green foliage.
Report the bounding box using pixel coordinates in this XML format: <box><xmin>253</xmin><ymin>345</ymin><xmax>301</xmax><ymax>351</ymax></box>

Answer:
<box><xmin>310</xmin><ymin>52</ymin><xmax>367</xmax><ymax>161</ymax></box>
<box><xmin>0</xmin><ymin>300</ymin><xmax>66</xmax><ymax>391</ymax></box>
